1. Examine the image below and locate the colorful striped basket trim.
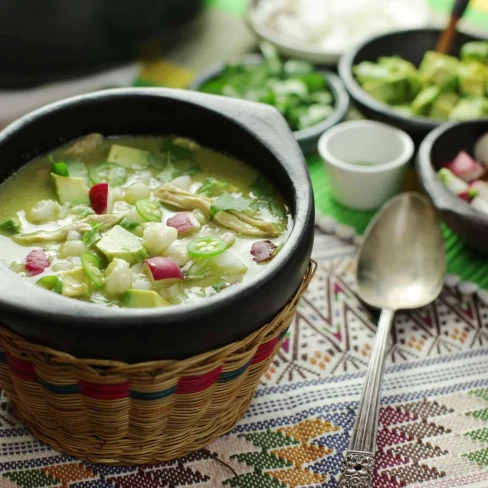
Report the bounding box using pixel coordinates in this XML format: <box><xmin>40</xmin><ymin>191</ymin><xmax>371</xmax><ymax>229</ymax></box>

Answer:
<box><xmin>37</xmin><ymin>379</ymin><xmax>81</xmax><ymax>395</ymax></box>
<box><xmin>80</xmin><ymin>381</ymin><xmax>131</xmax><ymax>400</ymax></box>
<box><xmin>251</xmin><ymin>336</ymin><xmax>279</xmax><ymax>365</ymax></box>
<box><xmin>218</xmin><ymin>360</ymin><xmax>252</xmax><ymax>383</ymax></box>
<box><xmin>130</xmin><ymin>387</ymin><xmax>177</xmax><ymax>401</ymax></box>
<box><xmin>0</xmin><ymin>324</ymin><xmax>291</xmax><ymax>399</ymax></box>
<box><xmin>4</xmin><ymin>351</ymin><xmax>36</xmax><ymax>382</ymax></box>
<box><xmin>176</xmin><ymin>366</ymin><xmax>222</xmax><ymax>394</ymax></box>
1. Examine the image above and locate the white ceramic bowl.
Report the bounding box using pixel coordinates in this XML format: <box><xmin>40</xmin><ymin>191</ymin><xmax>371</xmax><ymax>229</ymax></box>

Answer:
<box><xmin>246</xmin><ymin>0</ymin><xmax>430</xmax><ymax>65</ymax></box>
<box><xmin>318</xmin><ymin>120</ymin><xmax>414</xmax><ymax>210</ymax></box>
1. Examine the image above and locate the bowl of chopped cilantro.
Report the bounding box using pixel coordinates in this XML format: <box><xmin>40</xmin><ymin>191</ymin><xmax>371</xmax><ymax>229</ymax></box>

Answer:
<box><xmin>190</xmin><ymin>43</ymin><xmax>349</xmax><ymax>153</ymax></box>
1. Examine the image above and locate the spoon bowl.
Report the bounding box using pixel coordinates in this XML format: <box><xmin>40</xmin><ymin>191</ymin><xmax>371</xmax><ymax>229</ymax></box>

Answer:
<box><xmin>357</xmin><ymin>192</ymin><xmax>445</xmax><ymax>310</ymax></box>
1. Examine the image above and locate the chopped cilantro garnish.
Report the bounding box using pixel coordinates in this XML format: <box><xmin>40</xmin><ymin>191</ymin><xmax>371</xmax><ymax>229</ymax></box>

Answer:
<box><xmin>82</xmin><ymin>223</ymin><xmax>103</xmax><ymax>247</ymax></box>
<box><xmin>210</xmin><ymin>193</ymin><xmax>252</xmax><ymax>218</ymax></box>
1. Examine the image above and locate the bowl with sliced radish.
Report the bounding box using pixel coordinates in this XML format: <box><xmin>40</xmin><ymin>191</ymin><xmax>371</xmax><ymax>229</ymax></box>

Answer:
<box><xmin>418</xmin><ymin>120</ymin><xmax>488</xmax><ymax>252</ymax></box>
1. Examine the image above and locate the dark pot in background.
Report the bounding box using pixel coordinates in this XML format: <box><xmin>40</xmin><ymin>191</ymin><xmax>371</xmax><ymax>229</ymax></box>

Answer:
<box><xmin>0</xmin><ymin>88</ymin><xmax>314</xmax><ymax>362</ymax></box>
<box><xmin>0</xmin><ymin>0</ymin><xmax>203</xmax><ymax>88</ymax></box>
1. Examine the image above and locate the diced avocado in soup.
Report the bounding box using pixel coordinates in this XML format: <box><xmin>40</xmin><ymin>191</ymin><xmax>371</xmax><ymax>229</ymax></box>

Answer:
<box><xmin>0</xmin><ymin>134</ymin><xmax>291</xmax><ymax>308</ymax></box>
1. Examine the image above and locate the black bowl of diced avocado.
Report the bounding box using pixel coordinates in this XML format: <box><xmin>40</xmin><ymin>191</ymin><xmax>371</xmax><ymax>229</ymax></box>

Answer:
<box><xmin>190</xmin><ymin>43</ymin><xmax>349</xmax><ymax>154</ymax></box>
<box><xmin>339</xmin><ymin>28</ymin><xmax>488</xmax><ymax>143</ymax></box>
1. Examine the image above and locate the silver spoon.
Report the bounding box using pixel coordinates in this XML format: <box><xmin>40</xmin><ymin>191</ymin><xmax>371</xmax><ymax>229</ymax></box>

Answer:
<box><xmin>338</xmin><ymin>192</ymin><xmax>445</xmax><ymax>488</ymax></box>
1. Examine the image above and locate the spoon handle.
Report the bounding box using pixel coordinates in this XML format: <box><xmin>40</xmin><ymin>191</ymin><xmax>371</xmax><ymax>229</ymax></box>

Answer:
<box><xmin>337</xmin><ymin>308</ymin><xmax>395</xmax><ymax>488</ymax></box>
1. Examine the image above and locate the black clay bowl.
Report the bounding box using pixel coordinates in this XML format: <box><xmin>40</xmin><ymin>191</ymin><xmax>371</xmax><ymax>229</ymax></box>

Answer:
<box><xmin>417</xmin><ymin>120</ymin><xmax>488</xmax><ymax>252</ymax></box>
<box><xmin>0</xmin><ymin>88</ymin><xmax>314</xmax><ymax>362</ymax></box>
<box><xmin>339</xmin><ymin>28</ymin><xmax>488</xmax><ymax>144</ymax></box>
<box><xmin>190</xmin><ymin>55</ymin><xmax>350</xmax><ymax>154</ymax></box>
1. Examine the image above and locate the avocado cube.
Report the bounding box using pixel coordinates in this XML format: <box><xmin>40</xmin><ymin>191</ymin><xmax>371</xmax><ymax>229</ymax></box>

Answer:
<box><xmin>353</xmin><ymin>61</ymin><xmax>391</xmax><ymax>84</ymax></box>
<box><xmin>459</xmin><ymin>61</ymin><xmax>487</xmax><ymax>97</ymax></box>
<box><xmin>96</xmin><ymin>225</ymin><xmax>146</xmax><ymax>264</ymax></box>
<box><xmin>362</xmin><ymin>77</ymin><xmax>409</xmax><ymax>105</ymax></box>
<box><xmin>121</xmin><ymin>289</ymin><xmax>169</xmax><ymax>308</ymax></box>
<box><xmin>429</xmin><ymin>93</ymin><xmax>459</xmax><ymax>120</ymax></box>
<box><xmin>107</xmin><ymin>145</ymin><xmax>151</xmax><ymax>168</ymax></box>
<box><xmin>449</xmin><ymin>97</ymin><xmax>488</xmax><ymax>121</ymax></box>
<box><xmin>411</xmin><ymin>86</ymin><xmax>441</xmax><ymax>115</ymax></box>
<box><xmin>461</xmin><ymin>41</ymin><xmax>488</xmax><ymax>64</ymax></box>
<box><xmin>378</xmin><ymin>56</ymin><xmax>417</xmax><ymax>75</ymax></box>
<box><xmin>52</xmin><ymin>174</ymin><xmax>90</xmax><ymax>206</ymax></box>
<box><xmin>419</xmin><ymin>51</ymin><xmax>459</xmax><ymax>92</ymax></box>
<box><xmin>59</xmin><ymin>267</ymin><xmax>89</xmax><ymax>297</ymax></box>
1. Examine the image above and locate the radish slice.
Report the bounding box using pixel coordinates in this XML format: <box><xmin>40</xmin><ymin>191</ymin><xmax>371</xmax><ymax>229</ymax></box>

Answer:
<box><xmin>145</xmin><ymin>257</ymin><xmax>183</xmax><ymax>284</ymax></box>
<box><xmin>166</xmin><ymin>212</ymin><xmax>200</xmax><ymax>236</ymax></box>
<box><xmin>89</xmin><ymin>183</ymin><xmax>112</xmax><ymax>214</ymax></box>
<box><xmin>25</xmin><ymin>249</ymin><xmax>49</xmax><ymax>276</ymax></box>
<box><xmin>438</xmin><ymin>168</ymin><xmax>468</xmax><ymax>195</ymax></box>
<box><xmin>444</xmin><ymin>151</ymin><xmax>486</xmax><ymax>182</ymax></box>
<box><xmin>472</xmin><ymin>196</ymin><xmax>488</xmax><ymax>215</ymax></box>
<box><xmin>474</xmin><ymin>132</ymin><xmax>488</xmax><ymax>164</ymax></box>
<box><xmin>251</xmin><ymin>240</ymin><xmax>278</xmax><ymax>263</ymax></box>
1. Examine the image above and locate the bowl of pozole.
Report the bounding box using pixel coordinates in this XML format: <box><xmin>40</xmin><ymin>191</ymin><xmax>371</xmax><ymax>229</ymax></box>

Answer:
<box><xmin>0</xmin><ymin>88</ymin><xmax>314</xmax><ymax>362</ymax></box>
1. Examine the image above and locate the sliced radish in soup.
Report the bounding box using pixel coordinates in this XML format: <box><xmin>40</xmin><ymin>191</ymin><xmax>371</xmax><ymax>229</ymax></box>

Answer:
<box><xmin>25</xmin><ymin>249</ymin><xmax>50</xmax><ymax>276</ymax></box>
<box><xmin>145</xmin><ymin>257</ymin><xmax>184</xmax><ymax>284</ymax></box>
<box><xmin>251</xmin><ymin>240</ymin><xmax>278</xmax><ymax>263</ymax></box>
<box><xmin>89</xmin><ymin>183</ymin><xmax>112</xmax><ymax>214</ymax></box>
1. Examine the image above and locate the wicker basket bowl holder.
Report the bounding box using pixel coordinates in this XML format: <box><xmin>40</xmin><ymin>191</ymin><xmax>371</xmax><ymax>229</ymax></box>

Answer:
<box><xmin>0</xmin><ymin>261</ymin><xmax>316</xmax><ymax>465</ymax></box>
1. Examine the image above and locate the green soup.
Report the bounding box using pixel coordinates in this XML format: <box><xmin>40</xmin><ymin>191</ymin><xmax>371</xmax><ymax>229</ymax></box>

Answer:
<box><xmin>0</xmin><ymin>134</ymin><xmax>290</xmax><ymax>308</ymax></box>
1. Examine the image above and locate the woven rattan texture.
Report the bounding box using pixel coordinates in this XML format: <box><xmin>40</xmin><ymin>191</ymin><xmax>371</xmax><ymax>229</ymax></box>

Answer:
<box><xmin>0</xmin><ymin>261</ymin><xmax>315</xmax><ymax>465</ymax></box>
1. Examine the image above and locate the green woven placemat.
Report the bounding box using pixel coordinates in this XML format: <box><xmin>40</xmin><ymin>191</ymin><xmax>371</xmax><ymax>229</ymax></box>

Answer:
<box><xmin>308</xmin><ymin>154</ymin><xmax>488</xmax><ymax>288</ymax></box>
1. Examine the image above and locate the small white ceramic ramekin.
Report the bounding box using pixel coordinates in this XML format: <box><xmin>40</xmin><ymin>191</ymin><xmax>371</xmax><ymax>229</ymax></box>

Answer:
<box><xmin>318</xmin><ymin>120</ymin><xmax>415</xmax><ymax>210</ymax></box>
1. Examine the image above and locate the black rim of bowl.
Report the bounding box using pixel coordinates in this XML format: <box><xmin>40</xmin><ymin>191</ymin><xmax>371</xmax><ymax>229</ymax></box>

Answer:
<box><xmin>417</xmin><ymin>120</ymin><xmax>488</xmax><ymax>222</ymax></box>
<box><xmin>189</xmin><ymin>54</ymin><xmax>350</xmax><ymax>143</ymax></box>
<box><xmin>338</xmin><ymin>27</ymin><xmax>481</xmax><ymax>130</ymax></box>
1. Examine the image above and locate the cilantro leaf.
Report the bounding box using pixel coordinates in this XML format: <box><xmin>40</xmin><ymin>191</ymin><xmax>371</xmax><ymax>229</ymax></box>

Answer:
<box><xmin>119</xmin><ymin>218</ymin><xmax>140</xmax><ymax>232</ymax></box>
<box><xmin>160</xmin><ymin>137</ymin><xmax>195</xmax><ymax>161</ymax></box>
<box><xmin>157</xmin><ymin>158</ymin><xmax>201</xmax><ymax>182</ymax></box>
<box><xmin>250</xmin><ymin>176</ymin><xmax>274</xmax><ymax>197</ymax></box>
<box><xmin>250</xmin><ymin>177</ymin><xmax>286</xmax><ymax>219</ymax></box>
<box><xmin>197</xmin><ymin>177</ymin><xmax>237</xmax><ymax>197</ymax></box>
<box><xmin>82</xmin><ymin>223</ymin><xmax>102</xmax><ymax>247</ymax></box>
<box><xmin>210</xmin><ymin>193</ymin><xmax>252</xmax><ymax>218</ymax></box>
<box><xmin>212</xmin><ymin>281</ymin><xmax>227</xmax><ymax>292</ymax></box>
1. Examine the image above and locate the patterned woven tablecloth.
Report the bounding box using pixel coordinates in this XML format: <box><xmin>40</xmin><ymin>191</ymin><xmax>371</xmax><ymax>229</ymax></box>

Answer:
<box><xmin>3</xmin><ymin>1</ymin><xmax>488</xmax><ymax>487</ymax></box>
<box><xmin>2</xmin><ymin>228</ymin><xmax>488</xmax><ymax>488</ymax></box>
